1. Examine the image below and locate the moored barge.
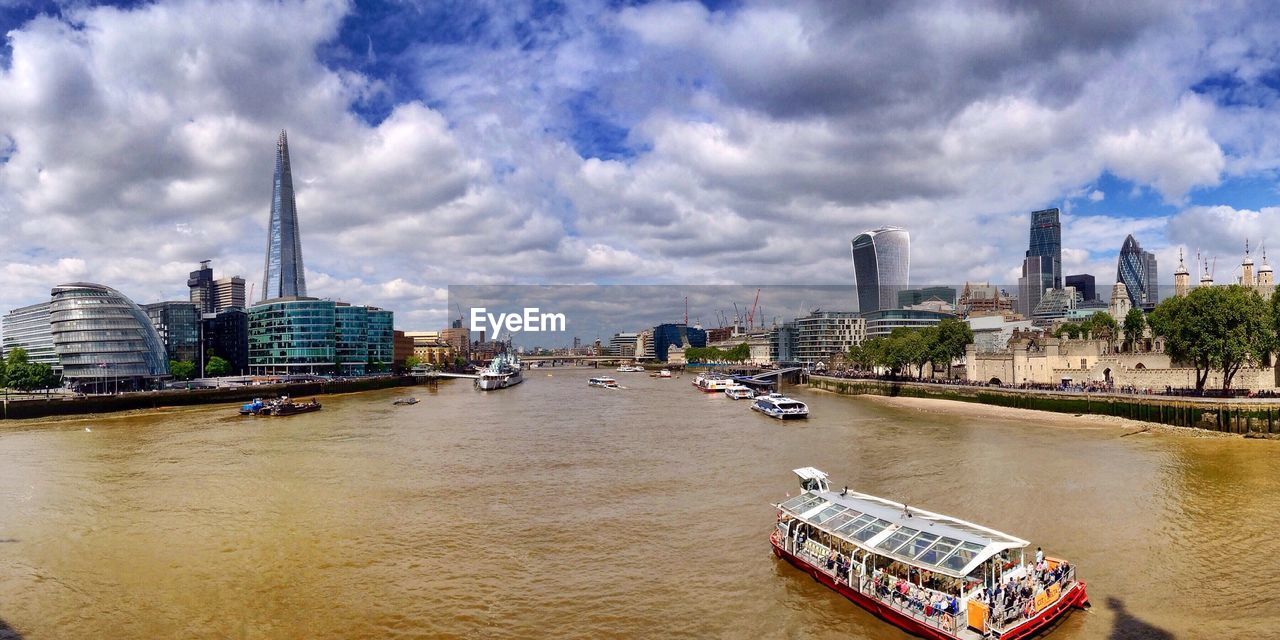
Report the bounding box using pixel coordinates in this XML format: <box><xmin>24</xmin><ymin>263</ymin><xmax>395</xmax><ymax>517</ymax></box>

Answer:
<box><xmin>771</xmin><ymin>468</ymin><xmax>1088</xmax><ymax>639</ymax></box>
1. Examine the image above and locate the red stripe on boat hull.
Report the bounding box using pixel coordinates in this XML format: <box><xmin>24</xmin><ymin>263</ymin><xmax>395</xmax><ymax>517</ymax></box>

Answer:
<box><xmin>771</xmin><ymin>537</ymin><xmax>1088</xmax><ymax>640</ymax></box>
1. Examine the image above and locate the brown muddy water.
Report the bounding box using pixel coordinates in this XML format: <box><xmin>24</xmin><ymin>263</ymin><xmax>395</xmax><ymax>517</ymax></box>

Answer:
<box><xmin>1</xmin><ymin>370</ymin><xmax>1276</xmax><ymax>639</ymax></box>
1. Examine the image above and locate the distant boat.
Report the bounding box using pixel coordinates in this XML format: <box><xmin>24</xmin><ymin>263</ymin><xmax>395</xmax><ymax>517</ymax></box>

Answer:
<box><xmin>393</xmin><ymin>397</ymin><xmax>419</xmax><ymax>405</ymax></box>
<box><xmin>724</xmin><ymin>385</ymin><xmax>755</xmax><ymax>400</ymax></box>
<box><xmin>268</xmin><ymin>397</ymin><xmax>322</xmax><ymax>416</ymax></box>
<box><xmin>239</xmin><ymin>398</ymin><xmax>267</xmax><ymax>416</ymax></box>
<box><xmin>658</xmin><ymin>369</ymin><xmax>672</xmax><ymax>378</ymax></box>
<box><xmin>588</xmin><ymin>376</ymin><xmax>619</xmax><ymax>388</ymax></box>
<box><xmin>616</xmin><ymin>364</ymin><xmax>645</xmax><ymax>372</ymax></box>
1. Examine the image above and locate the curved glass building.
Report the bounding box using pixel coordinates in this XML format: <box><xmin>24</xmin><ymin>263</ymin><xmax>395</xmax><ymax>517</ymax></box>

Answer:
<box><xmin>49</xmin><ymin>282</ymin><xmax>169</xmax><ymax>389</ymax></box>
<box><xmin>1117</xmin><ymin>235</ymin><xmax>1158</xmax><ymax>311</ymax></box>
<box><xmin>851</xmin><ymin>227</ymin><xmax>910</xmax><ymax>313</ymax></box>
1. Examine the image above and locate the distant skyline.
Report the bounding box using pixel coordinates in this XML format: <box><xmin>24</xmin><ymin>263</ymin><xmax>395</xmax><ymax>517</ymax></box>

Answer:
<box><xmin>4</xmin><ymin>2</ymin><xmax>1280</xmax><ymax>330</ymax></box>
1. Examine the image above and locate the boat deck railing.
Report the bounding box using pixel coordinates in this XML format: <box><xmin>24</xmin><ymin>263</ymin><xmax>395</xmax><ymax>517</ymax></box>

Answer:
<box><xmin>787</xmin><ymin>539</ymin><xmax>963</xmax><ymax>636</ymax></box>
<box><xmin>986</xmin><ymin>566</ymin><xmax>1078</xmax><ymax>634</ymax></box>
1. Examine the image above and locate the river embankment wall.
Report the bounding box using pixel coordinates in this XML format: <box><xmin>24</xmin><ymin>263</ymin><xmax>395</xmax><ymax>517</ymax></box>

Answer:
<box><xmin>808</xmin><ymin>376</ymin><xmax>1280</xmax><ymax>435</ymax></box>
<box><xmin>0</xmin><ymin>376</ymin><xmax>419</xmax><ymax>421</ymax></box>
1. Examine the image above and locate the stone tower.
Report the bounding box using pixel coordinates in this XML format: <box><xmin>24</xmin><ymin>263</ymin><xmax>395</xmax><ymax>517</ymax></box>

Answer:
<box><xmin>1174</xmin><ymin>249</ymin><xmax>1190</xmax><ymax>297</ymax></box>
<box><xmin>1242</xmin><ymin>239</ymin><xmax>1255</xmax><ymax>287</ymax></box>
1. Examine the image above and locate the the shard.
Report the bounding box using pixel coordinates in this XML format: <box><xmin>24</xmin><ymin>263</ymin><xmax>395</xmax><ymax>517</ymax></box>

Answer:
<box><xmin>262</xmin><ymin>130</ymin><xmax>307</xmax><ymax>300</ymax></box>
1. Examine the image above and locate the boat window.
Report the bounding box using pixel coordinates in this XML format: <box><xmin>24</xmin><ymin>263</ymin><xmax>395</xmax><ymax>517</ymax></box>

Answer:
<box><xmin>780</xmin><ymin>493</ymin><xmax>816</xmax><ymax>511</ymax></box>
<box><xmin>895</xmin><ymin>532</ymin><xmax>939</xmax><ymax>559</ymax></box>
<box><xmin>824</xmin><ymin>509</ymin><xmax>861</xmax><ymax>531</ymax></box>
<box><xmin>875</xmin><ymin>527</ymin><xmax>919</xmax><ymax>553</ymax></box>
<box><xmin>796</xmin><ymin>497</ymin><xmax>829</xmax><ymax>515</ymax></box>
<box><xmin>811</xmin><ymin>505</ymin><xmax>846</xmax><ymax>524</ymax></box>
<box><xmin>848</xmin><ymin>518</ymin><xmax>892</xmax><ymax>542</ymax></box>
<box><xmin>915</xmin><ymin>537</ymin><xmax>960</xmax><ymax>565</ymax></box>
<box><xmin>939</xmin><ymin>541</ymin><xmax>986</xmax><ymax>572</ymax></box>
<box><xmin>834</xmin><ymin>513</ymin><xmax>875</xmax><ymax>534</ymax></box>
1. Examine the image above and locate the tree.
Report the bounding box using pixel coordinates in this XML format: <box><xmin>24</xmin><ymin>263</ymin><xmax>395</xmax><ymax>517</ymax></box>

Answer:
<box><xmin>404</xmin><ymin>355</ymin><xmax>423</xmax><ymax>370</ymax></box>
<box><xmin>1122</xmin><ymin>308</ymin><xmax>1146</xmax><ymax>352</ymax></box>
<box><xmin>1150</xmin><ymin>285</ymin><xmax>1275</xmax><ymax>391</ymax></box>
<box><xmin>169</xmin><ymin>360</ymin><xmax>197</xmax><ymax>381</ymax></box>
<box><xmin>2</xmin><ymin>349</ymin><xmax>59</xmax><ymax>391</ymax></box>
<box><xmin>205</xmin><ymin>356</ymin><xmax>231</xmax><ymax>377</ymax></box>
<box><xmin>1083</xmin><ymin>312</ymin><xmax>1118</xmax><ymax>342</ymax></box>
<box><xmin>929</xmin><ymin>318</ymin><xmax>974</xmax><ymax>377</ymax></box>
<box><xmin>1053</xmin><ymin>322</ymin><xmax>1082</xmax><ymax>339</ymax></box>
<box><xmin>889</xmin><ymin>328</ymin><xmax>931</xmax><ymax>378</ymax></box>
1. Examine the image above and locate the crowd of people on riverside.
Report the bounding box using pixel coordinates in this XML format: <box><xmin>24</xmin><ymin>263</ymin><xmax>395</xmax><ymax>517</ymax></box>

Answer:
<box><xmin>823</xmin><ymin>369</ymin><xmax>1271</xmax><ymax>398</ymax></box>
<box><xmin>977</xmin><ymin>548</ymin><xmax>1073</xmax><ymax>629</ymax></box>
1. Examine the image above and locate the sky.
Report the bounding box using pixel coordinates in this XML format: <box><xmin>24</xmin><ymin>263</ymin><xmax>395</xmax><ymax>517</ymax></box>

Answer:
<box><xmin>3</xmin><ymin>0</ymin><xmax>1280</xmax><ymax>332</ymax></box>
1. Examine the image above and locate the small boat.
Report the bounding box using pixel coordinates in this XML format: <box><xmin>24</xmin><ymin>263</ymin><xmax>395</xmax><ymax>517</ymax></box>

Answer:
<box><xmin>239</xmin><ymin>398</ymin><xmax>267</xmax><ymax>416</ymax></box>
<box><xmin>658</xmin><ymin>369</ymin><xmax>672</xmax><ymax>378</ymax></box>
<box><xmin>269</xmin><ymin>397</ymin><xmax>322</xmax><ymax>416</ymax></box>
<box><xmin>771</xmin><ymin>467</ymin><xmax>1088</xmax><ymax>640</ymax></box>
<box><xmin>724</xmin><ymin>385</ymin><xmax>755</xmax><ymax>400</ymax></box>
<box><xmin>588</xmin><ymin>376</ymin><xmax>619</xmax><ymax>388</ymax></box>
<box><xmin>393</xmin><ymin>397</ymin><xmax>419</xmax><ymax>405</ymax></box>
<box><xmin>616</xmin><ymin>364</ymin><xmax>645</xmax><ymax>372</ymax></box>
<box><xmin>751</xmin><ymin>394</ymin><xmax>809</xmax><ymax>419</ymax></box>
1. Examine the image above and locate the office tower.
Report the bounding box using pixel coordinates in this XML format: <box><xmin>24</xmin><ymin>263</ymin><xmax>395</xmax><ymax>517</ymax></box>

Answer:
<box><xmin>1028</xmin><ymin>208</ymin><xmax>1062</xmax><ymax>289</ymax></box>
<box><xmin>203</xmin><ymin>309</ymin><xmax>249</xmax><ymax>375</ymax></box>
<box><xmin>213</xmin><ymin>276</ymin><xmax>246</xmax><ymax>311</ymax></box>
<box><xmin>143</xmin><ymin>301</ymin><xmax>201</xmax><ymax>363</ymax></box>
<box><xmin>1</xmin><ymin>302</ymin><xmax>59</xmax><ymax>371</ymax></box>
<box><xmin>188</xmin><ymin>260</ymin><xmax>215</xmax><ymax>314</ymax></box>
<box><xmin>851</xmin><ymin>226</ymin><xmax>910</xmax><ymax>313</ymax></box>
<box><xmin>262</xmin><ymin>130</ymin><xmax>307</xmax><ymax>301</ymax></box>
<box><xmin>1018</xmin><ymin>255</ymin><xmax>1046</xmax><ymax>318</ymax></box>
<box><xmin>1117</xmin><ymin>235</ymin><xmax>1158</xmax><ymax>311</ymax></box>
<box><xmin>1064</xmin><ymin>274</ymin><xmax>1096</xmax><ymax>302</ymax></box>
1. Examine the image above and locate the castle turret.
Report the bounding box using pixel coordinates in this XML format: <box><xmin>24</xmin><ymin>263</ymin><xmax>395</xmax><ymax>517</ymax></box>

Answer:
<box><xmin>1200</xmin><ymin>256</ymin><xmax>1214</xmax><ymax>286</ymax></box>
<box><xmin>1242</xmin><ymin>239</ymin><xmax>1255</xmax><ymax>286</ymax></box>
<box><xmin>1174</xmin><ymin>249</ymin><xmax>1190</xmax><ymax>297</ymax></box>
<box><xmin>1260</xmin><ymin>249</ymin><xmax>1274</xmax><ymax>289</ymax></box>
<box><xmin>1109</xmin><ymin>281</ymin><xmax>1132</xmax><ymax>321</ymax></box>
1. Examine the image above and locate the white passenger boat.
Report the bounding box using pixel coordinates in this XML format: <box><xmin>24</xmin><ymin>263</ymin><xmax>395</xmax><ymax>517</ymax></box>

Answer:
<box><xmin>657</xmin><ymin>369</ymin><xmax>672</xmax><ymax>378</ymax></box>
<box><xmin>694</xmin><ymin>374</ymin><xmax>733</xmax><ymax>393</ymax></box>
<box><xmin>588</xmin><ymin>376</ymin><xmax>619</xmax><ymax>388</ymax></box>
<box><xmin>771</xmin><ymin>468</ymin><xmax>1088</xmax><ymax>640</ymax></box>
<box><xmin>724</xmin><ymin>384</ymin><xmax>755</xmax><ymax>399</ymax></box>
<box><xmin>616</xmin><ymin>364</ymin><xmax>645</xmax><ymax>372</ymax></box>
<box><xmin>475</xmin><ymin>352</ymin><xmax>524</xmax><ymax>391</ymax></box>
<box><xmin>751</xmin><ymin>394</ymin><xmax>808</xmax><ymax>419</ymax></box>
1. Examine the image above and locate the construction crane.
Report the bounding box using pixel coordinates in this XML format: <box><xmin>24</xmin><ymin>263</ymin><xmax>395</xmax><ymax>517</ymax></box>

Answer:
<box><xmin>745</xmin><ymin>288</ymin><xmax>761</xmax><ymax>331</ymax></box>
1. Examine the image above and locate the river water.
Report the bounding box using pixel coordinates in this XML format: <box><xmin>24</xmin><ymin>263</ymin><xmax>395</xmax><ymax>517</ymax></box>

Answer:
<box><xmin>1</xmin><ymin>371</ymin><xmax>1277</xmax><ymax>639</ymax></box>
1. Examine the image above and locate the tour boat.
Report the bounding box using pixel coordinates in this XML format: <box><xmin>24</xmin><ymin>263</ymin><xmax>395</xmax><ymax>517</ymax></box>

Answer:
<box><xmin>588</xmin><ymin>376</ymin><xmax>619</xmax><ymax>388</ymax></box>
<box><xmin>724</xmin><ymin>384</ymin><xmax>755</xmax><ymax>400</ymax></box>
<box><xmin>616</xmin><ymin>364</ymin><xmax>645</xmax><ymax>372</ymax></box>
<box><xmin>771</xmin><ymin>468</ymin><xmax>1088</xmax><ymax>640</ymax></box>
<box><xmin>476</xmin><ymin>352</ymin><xmax>524</xmax><ymax>391</ymax></box>
<box><xmin>694</xmin><ymin>374</ymin><xmax>733</xmax><ymax>393</ymax></box>
<box><xmin>751</xmin><ymin>394</ymin><xmax>809</xmax><ymax>419</ymax></box>
<box><xmin>658</xmin><ymin>369</ymin><xmax>672</xmax><ymax>378</ymax></box>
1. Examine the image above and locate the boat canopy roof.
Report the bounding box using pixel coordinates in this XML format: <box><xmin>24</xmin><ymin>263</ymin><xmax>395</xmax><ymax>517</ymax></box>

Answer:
<box><xmin>778</xmin><ymin>477</ymin><xmax>1028</xmax><ymax>580</ymax></box>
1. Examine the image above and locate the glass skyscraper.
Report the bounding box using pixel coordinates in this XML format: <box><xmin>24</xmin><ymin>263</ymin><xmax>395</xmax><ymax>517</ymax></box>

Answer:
<box><xmin>851</xmin><ymin>227</ymin><xmax>910</xmax><ymax>313</ymax></box>
<box><xmin>1028</xmin><ymin>208</ymin><xmax>1062</xmax><ymax>290</ymax></box>
<box><xmin>1117</xmin><ymin>235</ymin><xmax>1159</xmax><ymax>311</ymax></box>
<box><xmin>262</xmin><ymin>130</ymin><xmax>307</xmax><ymax>301</ymax></box>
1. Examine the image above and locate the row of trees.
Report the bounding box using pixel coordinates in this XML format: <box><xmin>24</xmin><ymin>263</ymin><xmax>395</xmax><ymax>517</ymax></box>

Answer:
<box><xmin>1052</xmin><ymin>309</ymin><xmax>1149</xmax><ymax>352</ymax></box>
<box><xmin>846</xmin><ymin>318</ymin><xmax>974</xmax><ymax>378</ymax></box>
<box><xmin>1148</xmin><ymin>285</ymin><xmax>1278</xmax><ymax>391</ymax></box>
<box><xmin>0</xmin><ymin>348</ymin><xmax>60</xmax><ymax>391</ymax></box>
<box><xmin>168</xmin><ymin>355</ymin><xmax>232</xmax><ymax>381</ymax></box>
<box><xmin>686</xmin><ymin>342</ymin><xmax>751</xmax><ymax>363</ymax></box>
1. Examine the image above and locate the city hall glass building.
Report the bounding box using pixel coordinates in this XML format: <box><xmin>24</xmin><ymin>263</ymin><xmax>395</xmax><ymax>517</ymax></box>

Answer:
<box><xmin>851</xmin><ymin>227</ymin><xmax>910</xmax><ymax>313</ymax></box>
<box><xmin>49</xmin><ymin>283</ymin><xmax>168</xmax><ymax>389</ymax></box>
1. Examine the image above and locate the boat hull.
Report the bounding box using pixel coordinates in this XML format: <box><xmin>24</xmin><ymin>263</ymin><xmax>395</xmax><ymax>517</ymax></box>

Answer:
<box><xmin>770</xmin><ymin>537</ymin><xmax>1087</xmax><ymax>640</ymax></box>
<box><xmin>477</xmin><ymin>371</ymin><xmax>524</xmax><ymax>390</ymax></box>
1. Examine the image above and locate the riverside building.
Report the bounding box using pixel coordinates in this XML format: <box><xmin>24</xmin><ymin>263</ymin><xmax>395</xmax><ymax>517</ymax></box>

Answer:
<box><xmin>144</xmin><ymin>301</ymin><xmax>201</xmax><ymax>363</ymax></box>
<box><xmin>247</xmin><ymin>297</ymin><xmax>394</xmax><ymax>376</ymax></box>
<box><xmin>50</xmin><ymin>283</ymin><xmax>169</xmax><ymax>391</ymax></box>
<box><xmin>794</xmin><ymin>312</ymin><xmax>864</xmax><ymax>364</ymax></box>
<box><xmin>1</xmin><ymin>302</ymin><xmax>60</xmax><ymax>371</ymax></box>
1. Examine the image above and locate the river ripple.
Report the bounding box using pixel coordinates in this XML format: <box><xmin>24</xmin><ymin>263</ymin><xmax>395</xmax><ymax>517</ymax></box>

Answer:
<box><xmin>1</xmin><ymin>371</ymin><xmax>1277</xmax><ymax>638</ymax></box>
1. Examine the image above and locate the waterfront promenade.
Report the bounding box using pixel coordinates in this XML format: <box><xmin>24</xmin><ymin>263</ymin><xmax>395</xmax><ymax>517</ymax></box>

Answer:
<box><xmin>808</xmin><ymin>375</ymin><xmax>1280</xmax><ymax>435</ymax></box>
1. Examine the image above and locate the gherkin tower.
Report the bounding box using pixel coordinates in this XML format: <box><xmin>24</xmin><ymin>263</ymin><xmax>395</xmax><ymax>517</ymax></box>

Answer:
<box><xmin>262</xmin><ymin>130</ymin><xmax>307</xmax><ymax>300</ymax></box>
